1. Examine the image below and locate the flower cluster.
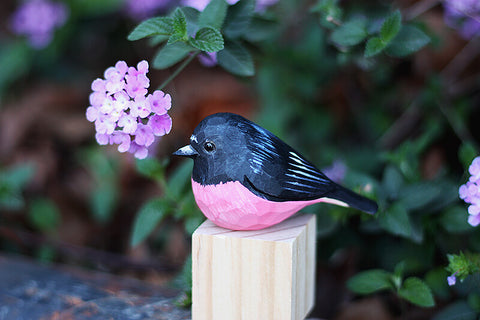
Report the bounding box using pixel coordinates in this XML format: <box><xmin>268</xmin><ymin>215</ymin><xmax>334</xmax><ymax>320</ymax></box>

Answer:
<box><xmin>10</xmin><ymin>0</ymin><xmax>68</xmax><ymax>49</ymax></box>
<box><xmin>459</xmin><ymin>156</ymin><xmax>480</xmax><ymax>227</ymax></box>
<box><xmin>86</xmin><ymin>60</ymin><xmax>172</xmax><ymax>159</ymax></box>
<box><xmin>443</xmin><ymin>0</ymin><xmax>480</xmax><ymax>39</ymax></box>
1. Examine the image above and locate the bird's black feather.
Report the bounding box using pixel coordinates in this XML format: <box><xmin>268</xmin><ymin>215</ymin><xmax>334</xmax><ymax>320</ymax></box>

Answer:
<box><xmin>184</xmin><ymin>112</ymin><xmax>377</xmax><ymax>213</ymax></box>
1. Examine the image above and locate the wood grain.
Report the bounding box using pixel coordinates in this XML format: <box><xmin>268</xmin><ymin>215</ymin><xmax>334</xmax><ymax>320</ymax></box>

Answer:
<box><xmin>192</xmin><ymin>214</ymin><xmax>316</xmax><ymax>320</ymax></box>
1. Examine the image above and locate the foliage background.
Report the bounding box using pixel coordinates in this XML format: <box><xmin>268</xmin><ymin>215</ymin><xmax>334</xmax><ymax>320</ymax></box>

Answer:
<box><xmin>1</xmin><ymin>0</ymin><xmax>480</xmax><ymax>318</ymax></box>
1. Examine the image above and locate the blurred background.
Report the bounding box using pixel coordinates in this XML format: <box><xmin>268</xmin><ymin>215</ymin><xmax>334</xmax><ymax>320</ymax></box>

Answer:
<box><xmin>1</xmin><ymin>0</ymin><xmax>480</xmax><ymax>318</ymax></box>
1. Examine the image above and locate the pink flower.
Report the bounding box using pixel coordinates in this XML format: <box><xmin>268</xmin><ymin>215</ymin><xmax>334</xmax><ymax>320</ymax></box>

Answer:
<box><xmin>147</xmin><ymin>91</ymin><xmax>171</xmax><ymax>115</ymax></box>
<box><xmin>125</xmin><ymin>74</ymin><xmax>148</xmax><ymax>98</ymax></box>
<box><xmin>129</xmin><ymin>60</ymin><xmax>149</xmax><ymax>76</ymax></box>
<box><xmin>149</xmin><ymin>114</ymin><xmax>172</xmax><ymax>136</ymax></box>
<box><xmin>130</xmin><ymin>96</ymin><xmax>151</xmax><ymax>118</ymax></box>
<box><xmin>135</xmin><ymin>124</ymin><xmax>155</xmax><ymax>147</ymax></box>
<box><xmin>110</xmin><ymin>132</ymin><xmax>131</xmax><ymax>153</ymax></box>
<box><xmin>129</xmin><ymin>142</ymin><xmax>149</xmax><ymax>159</ymax></box>
<box><xmin>459</xmin><ymin>156</ymin><xmax>480</xmax><ymax>227</ymax></box>
<box><xmin>118</xmin><ymin>114</ymin><xmax>138</xmax><ymax>134</ymax></box>
<box><xmin>86</xmin><ymin>60</ymin><xmax>173</xmax><ymax>159</ymax></box>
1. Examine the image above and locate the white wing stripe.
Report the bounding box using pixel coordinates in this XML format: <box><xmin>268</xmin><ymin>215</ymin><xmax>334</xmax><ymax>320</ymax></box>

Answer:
<box><xmin>285</xmin><ymin>181</ymin><xmax>318</xmax><ymax>189</ymax></box>
<box><xmin>286</xmin><ymin>170</ymin><xmax>320</xmax><ymax>182</ymax></box>
<box><xmin>289</xmin><ymin>162</ymin><xmax>321</xmax><ymax>176</ymax></box>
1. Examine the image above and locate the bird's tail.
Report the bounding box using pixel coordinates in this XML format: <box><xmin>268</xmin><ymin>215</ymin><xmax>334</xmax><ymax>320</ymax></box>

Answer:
<box><xmin>325</xmin><ymin>185</ymin><xmax>378</xmax><ymax>214</ymax></box>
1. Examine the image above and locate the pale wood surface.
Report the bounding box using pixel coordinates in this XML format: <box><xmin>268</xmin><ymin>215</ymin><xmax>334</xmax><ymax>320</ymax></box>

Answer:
<box><xmin>192</xmin><ymin>214</ymin><xmax>316</xmax><ymax>320</ymax></box>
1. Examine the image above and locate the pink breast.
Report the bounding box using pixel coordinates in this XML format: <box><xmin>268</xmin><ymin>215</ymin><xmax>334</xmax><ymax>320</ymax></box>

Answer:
<box><xmin>191</xmin><ymin>179</ymin><xmax>321</xmax><ymax>230</ymax></box>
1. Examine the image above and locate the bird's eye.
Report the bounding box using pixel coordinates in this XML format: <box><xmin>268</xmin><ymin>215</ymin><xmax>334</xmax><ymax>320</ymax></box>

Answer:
<box><xmin>203</xmin><ymin>141</ymin><xmax>216</xmax><ymax>153</ymax></box>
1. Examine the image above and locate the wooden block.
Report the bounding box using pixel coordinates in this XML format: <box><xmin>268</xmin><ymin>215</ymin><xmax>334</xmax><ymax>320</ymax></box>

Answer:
<box><xmin>192</xmin><ymin>214</ymin><xmax>316</xmax><ymax>320</ymax></box>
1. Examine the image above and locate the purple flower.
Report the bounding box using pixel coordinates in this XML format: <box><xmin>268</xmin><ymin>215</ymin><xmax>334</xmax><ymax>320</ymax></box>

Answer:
<box><xmin>322</xmin><ymin>160</ymin><xmax>347</xmax><ymax>184</ymax></box>
<box><xmin>198</xmin><ymin>52</ymin><xmax>218</xmax><ymax>67</ymax></box>
<box><xmin>443</xmin><ymin>0</ymin><xmax>480</xmax><ymax>39</ymax></box>
<box><xmin>459</xmin><ymin>156</ymin><xmax>480</xmax><ymax>227</ymax></box>
<box><xmin>447</xmin><ymin>273</ymin><xmax>457</xmax><ymax>286</ymax></box>
<box><xmin>181</xmin><ymin>0</ymin><xmax>277</xmax><ymax>13</ymax></box>
<box><xmin>147</xmin><ymin>91</ymin><xmax>171</xmax><ymax>115</ymax></box>
<box><xmin>10</xmin><ymin>0</ymin><xmax>68</xmax><ymax>49</ymax></box>
<box><xmin>86</xmin><ymin>60</ymin><xmax>173</xmax><ymax>159</ymax></box>
<box><xmin>180</xmin><ymin>0</ymin><xmax>211</xmax><ymax>11</ymax></box>
<box><xmin>124</xmin><ymin>0</ymin><xmax>172</xmax><ymax>20</ymax></box>
<box><xmin>149</xmin><ymin>114</ymin><xmax>172</xmax><ymax>136</ymax></box>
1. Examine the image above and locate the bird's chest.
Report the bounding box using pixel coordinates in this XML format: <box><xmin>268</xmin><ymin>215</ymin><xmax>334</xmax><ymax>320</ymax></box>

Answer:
<box><xmin>190</xmin><ymin>179</ymin><xmax>317</xmax><ymax>230</ymax></box>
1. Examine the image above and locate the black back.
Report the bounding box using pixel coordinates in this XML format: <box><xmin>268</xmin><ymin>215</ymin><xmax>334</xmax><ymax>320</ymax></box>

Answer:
<box><xmin>189</xmin><ymin>113</ymin><xmax>336</xmax><ymax>202</ymax></box>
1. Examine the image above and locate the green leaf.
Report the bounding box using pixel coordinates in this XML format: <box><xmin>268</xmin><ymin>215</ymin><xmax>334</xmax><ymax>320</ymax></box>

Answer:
<box><xmin>398</xmin><ymin>182</ymin><xmax>443</xmax><ymax>211</ymax></box>
<box><xmin>81</xmin><ymin>149</ymin><xmax>119</xmax><ymax>224</ymax></box>
<box><xmin>172</xmin><ymin>8</ymin><xmax>188</xmax><ymax>39</ymax></box>
<box><xmin>185</xmin><ymin>214</ymin><xmax>205</xmax><ymax>234</ymax></box>
<box><xmin>198</xmin><ymin>0</ymin><xmax>228</xmax><ymax>29</ymax></box>
<box><xmin>459</xmin><ymin>142</ymin><xmax>478</xmax><ymax>171</ymax></box>
<box><xmin>127</xmin><ymin>17</ymin><xmax>174</xmax><ymax>41</ymax></box>
<box><xmin>153</xmin><ymin>41</ymin><xmax>195</xmax><ymax>69</ymax></box>
<box><xmin>0</xmin><ymin>163</ymin><xmax>35</xmax><ymax>210</ymax></box>
<box><xmin>167</xmin><ymin>33</ymin><xmax>187</xmax><ymax>45</ymax></box>
<box><xmin>167</xmin><ymin>160</ymin><xmax>194</xmax><ymax>199</ymax></box>
<box><xmin>0</xmin><ymin>41</ymin><xmax>32</xmax><ymax>101</ymax></box>
<box><xmin>149</xmin><ymin>35</ymin><xmax>170</xmax><ymax>46</ymax></box>
<box><xmin>331</xmin><ymin>17</ymin><xmax>367</xmax><ymax>47</ymax></box>
<box><xmin>0</xmin><ymin>191</ymin><xmax>23</xmax><ymax>210</ymax></box>
<box><xmin>69</xmin><ymin>0</ymin><xmax>123</xmax><ymax>16</ymax></box>
<box><xmin>439</xmin><ymin>206</ymin><xmax>472</xmax><ymax>234</ymax></box>
<box><xmin>91</xmin><ymin>182</ymin><xmax>117</xmax><ymax>224</ymax></box>
<box><xmin>347</xmin><ymin>269</ymin><xmax>393</xmax><ymax>294</ymax></box>
<box><xmin>0</xmin><ymin>163</ymin><xmax>35</xmax><ymax>191</ymax></box>
<box><xmin>398</xmin><ymin>277</ymin><xmax>435</xmax><ymax>307</ymax></box>
<box><xmin>217</xmin><ymin>40</ymin><xmax>254</xmax><ymax>76</ymax></box>
<box><xmin>182</xmin><ymin>6</ymin><xmax>201</xmax><ymax>36</ymax></box>
<box><xmin>364</xmin><ymin>37</ymin><xmax>386</xmax><ymax>57</ymax></box>
<box><xmin>425</xmin><ymin>268</ymin><xmax>450</xmax><ymax>300</ymax></box>
<box><xmin>385</xmin><ymin>25</ymin><xmax>430</xmax><ymax>57</ymax></box>
<box><xmin>380</xmin><ymin>10</ymin><xmax>402</xmax><ymax>43</ymax></box>
<box><xmin>190</xmin><ymin>27</ymin><xmax>224</xmax><ymax>52</ymax></box>
<box><xmin>135</xmin><ymin>158</ymin><xmax>167</xmax><ymax>182</ymax></box>
<box><xmin>28</xmin><ymin>198</ymin><xmax>60</xmax><ymax>233</ymax></box>
<box><xmin>223</xmin><ymin>0</ymin><xmax>255</xmax><ymax>38</ymax></box>
<box><xmin>433</xmin><ymin>301</ymin><xmax>477</xmax><ymax>320</ymax></box>
<box><xmin>468</xmin><ymin>293</ymin><xmax>480</xmax><ymax>313</ymax></box>
<box><xmin>243</xmin><ymin>16</ymin><xmax>279</xmax><ymax>42</ymax></box>
<box><xmin>382</xmin><ymin>165</ymin><xmax>404</xmax><ymax>200</ymax></box>
<box><xmin>379</xmin><ymin>203</ymin><xmax>412</xmax><ymax>238</ymax></box>
<box><xmin>130</xmin><ymin>199</ymin><xmax>169</xmax><ymax>247</ymax></box>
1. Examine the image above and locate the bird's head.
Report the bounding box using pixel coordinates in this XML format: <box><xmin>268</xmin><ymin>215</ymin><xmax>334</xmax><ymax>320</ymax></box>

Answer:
<box><xmin>173</xmin><ymin>113</ymin><xmax>251</xmax><ymax>184</ymax></box>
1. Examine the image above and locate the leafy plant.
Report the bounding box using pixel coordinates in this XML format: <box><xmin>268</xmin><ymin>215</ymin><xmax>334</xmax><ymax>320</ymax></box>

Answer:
<box><xmin>130</xmin><ymin>158</ymin><xmax>203</xmax><ymax>247</ymax></box>
<box><xmin>128</xmin><ymin>0</ymin><xmax>270</xmax><ymax>79</ymax></box>
<box><xmin>347</xmin><ymin>262</ymin><xmax>435</xmax><ymax>307</ymax></box>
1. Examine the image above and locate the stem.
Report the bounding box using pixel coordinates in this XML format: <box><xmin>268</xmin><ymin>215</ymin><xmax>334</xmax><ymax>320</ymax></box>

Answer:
<box><xmin>158</xmin><ymin>51</ymin><xmax>200</xmax><ymax>91</ymax></box>
<box><xmin>441</xmin><ymin>38</ymin><xmax>480</xmax><ymax>84</ymax></box>
<box><xmin>404</xmin><ymin>0</ymin><xmax>440</xmax><ymax>20</ymax></box>
<box><xmin>326</xmin><ymin>15</ymin><xmax>342</xmax><ymax>26</ymax></box>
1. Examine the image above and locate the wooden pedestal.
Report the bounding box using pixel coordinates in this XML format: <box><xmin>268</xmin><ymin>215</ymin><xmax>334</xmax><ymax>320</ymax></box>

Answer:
<box><xmin>192</xmin><ymin>214</ymin><xmax>316</xmax><ymax>320</ymax></box>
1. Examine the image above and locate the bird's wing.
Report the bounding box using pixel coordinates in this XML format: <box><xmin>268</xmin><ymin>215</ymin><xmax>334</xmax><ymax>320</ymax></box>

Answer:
<box><xmin>240</xmin><ymin>122</ymin><xmax>335</xmax><ymax>202</ymax></box>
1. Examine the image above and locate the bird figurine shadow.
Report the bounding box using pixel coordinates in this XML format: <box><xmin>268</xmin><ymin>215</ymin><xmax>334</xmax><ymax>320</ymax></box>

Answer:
<box><xmin>173</xmin><ymin>112</ymin><xmax>378</xmax><ymax>230</ymax></box>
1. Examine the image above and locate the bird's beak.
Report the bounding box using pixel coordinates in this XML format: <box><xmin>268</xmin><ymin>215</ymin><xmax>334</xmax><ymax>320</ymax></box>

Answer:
<box><xmin>173</xmin><ymin>144</ymin><xmax>198</xmax><ymax>158</ymax></box>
